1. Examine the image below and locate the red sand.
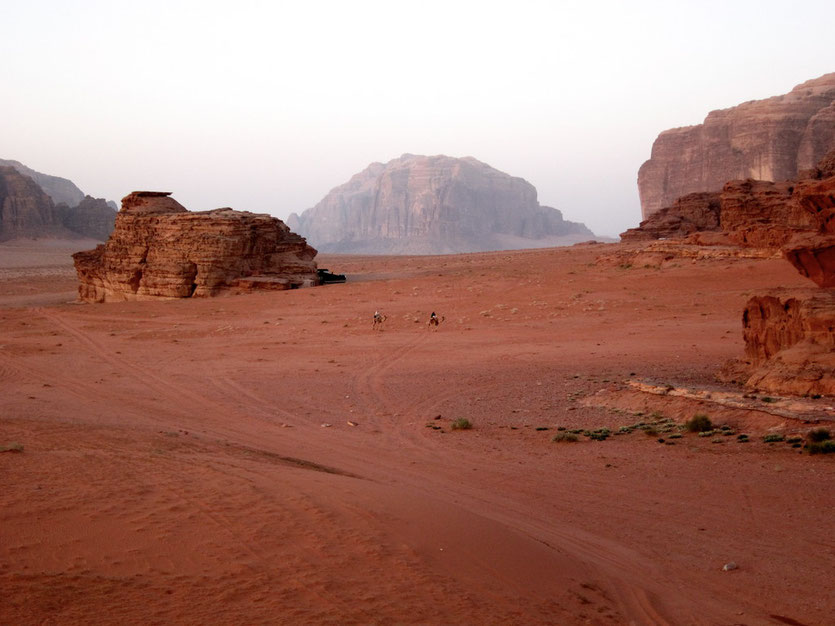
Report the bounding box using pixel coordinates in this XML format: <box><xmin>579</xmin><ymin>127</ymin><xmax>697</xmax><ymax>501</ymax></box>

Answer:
<box><xmin>1</xmin><ymin>241</ymin><xmax>833</xmax><ymax>625</ymax></box>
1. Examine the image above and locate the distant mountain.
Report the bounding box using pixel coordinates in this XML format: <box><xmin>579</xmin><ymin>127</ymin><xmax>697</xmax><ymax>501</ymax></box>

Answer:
<box><xmin>0</xmin><ymin>158</ymin><xmax>86</xmax><ymax>207</ymax></box>
<box><xmin>0</xmin><ymin>160</ymin><xmax>116</xmax><ymax>242</ymax></box>
<box><xmin>288</xmin><ymin>154</ymin><xmax>593</xmax><ymax>254</ymax></box>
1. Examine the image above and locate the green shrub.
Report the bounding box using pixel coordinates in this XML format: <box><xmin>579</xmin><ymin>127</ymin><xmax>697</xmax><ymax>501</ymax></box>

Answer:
<box><xmin>685</xmin><ymin>414</ymin><xmax>713</xmax><ymax>433</ymax></box>
<box><xmin>552</xmin><ymin>432</ymin><xmax>578</xmax><ymax>443</ymax></box>
<box><xmin>807</xmin><ymin>440</ymin><xmax>835</xmax><ymax>455</ymax></box>
<box><xmin>807</xmin><ymin>428</ymin><xmax>832</xmax><ymax>443</ymax></box>
<box><xmin>763</xmin><ymin>433</ymin><xmax>784</xmax><ymax>443</ymax></box>
<box><xmin>450</xmin><ymin>418</ymin><xmax>472</xmax><ymax>431</ymax></box>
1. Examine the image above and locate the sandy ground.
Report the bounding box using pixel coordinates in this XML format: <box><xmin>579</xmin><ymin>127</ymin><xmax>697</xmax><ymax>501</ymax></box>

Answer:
<box><xmin>1</xmin><ymin>239</ymin><xmax>833</xmax><ymax>625</ymax></box>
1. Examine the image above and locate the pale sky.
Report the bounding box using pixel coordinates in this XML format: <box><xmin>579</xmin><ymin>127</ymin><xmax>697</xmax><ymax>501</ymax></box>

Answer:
<box><xmin>2</xmin><ymin>0</ymin><xmax>833</xmax><ymax>237</ymax></box>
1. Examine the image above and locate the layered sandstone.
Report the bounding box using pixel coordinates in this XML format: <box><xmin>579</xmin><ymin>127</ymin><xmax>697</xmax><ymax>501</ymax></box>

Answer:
<box><xmin>730</xmin><ymin>293</ymin><xmax>835</xmax><ymax>396</ymax></box>
<box><xmin>620</xmin><ymin>192</ymin><xmax>720</xmax><ymax>242</ymax></box>
<box><xmin>73</xmin><ymin>192</ymin><xmax>318</xmax><ymax>302</ymax></box>
<box><xmin>288</xmin><ymin>154</ymin><xmax>593</xmax><ymax>254</ymax></box>
<box><xmin>0</xmin><ymin>166</ymin><xmax>71</xmax><ymax>241</ymax></box>
<box><xmin>0</xmin><ymin>158</ymin><xmax>86</xmax><ymax>207</ymax></box>
<box><xmin>638</xmin><ymin>73</ymin><xmax>835</xmax><ymax>219</ymax></box>
<box><xmin>0</xmin><ymin>161</ymin><xmax>116</xmax><ymax>241</ymax></box>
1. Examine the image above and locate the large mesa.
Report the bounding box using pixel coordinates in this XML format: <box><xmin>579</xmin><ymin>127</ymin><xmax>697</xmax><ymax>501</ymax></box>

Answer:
<box><xmin>638</xmin><ymin>73</ymin><xmax>835</xmax><ymax>220</ymax></box>
<box><xmin>73</xmin><ymin>191</ymin><xmax>319</xmax><ymax>302</ymax></box>
<box><xmin>287</xmin><ymin>154</ymin><xmax>593</xmax><ymax>254</ymax></box>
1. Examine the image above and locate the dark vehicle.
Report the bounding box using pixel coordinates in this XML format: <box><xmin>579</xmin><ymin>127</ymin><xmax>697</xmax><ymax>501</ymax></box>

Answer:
<box><xmin>317</xmin><ymin>268</ymin><xmax>346</xmax><ymax>284</ymax></box>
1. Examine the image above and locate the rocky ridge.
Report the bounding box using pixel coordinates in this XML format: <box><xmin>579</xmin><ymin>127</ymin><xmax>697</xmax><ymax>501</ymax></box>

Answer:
<box><xmin>638</xmin><ymin>73</ymin><xmax>835</xmax><ymax>219</ymax></box>
<box><xmin>0</xmin><ymin>160</ymin><xmax>116</xmax><ymax>241</ymax></box>
<box><xmin>288</xmin><ymin>154</ymin><xmax>593</xmax><ymax>254</ymax></box>
<box><xmin>73</xmin><ymin>192</ymin><xmax>319</xmax><ymax>302</ymax></box>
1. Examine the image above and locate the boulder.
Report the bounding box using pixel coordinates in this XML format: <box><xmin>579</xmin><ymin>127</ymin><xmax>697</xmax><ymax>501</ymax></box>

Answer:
<box><xmin>290</xmin><ymin>154</ymin><xmax>593</xmax><ymax>254</ymax></box>
<box><xmin>73</xmin><ymin>192</ymin><xmax>318</xmax><ymax>302</ymax></box>
<box><xmin>638</xmin><ymin>73</ymin><xmax>835</xmax><ymax>219</ymax></box>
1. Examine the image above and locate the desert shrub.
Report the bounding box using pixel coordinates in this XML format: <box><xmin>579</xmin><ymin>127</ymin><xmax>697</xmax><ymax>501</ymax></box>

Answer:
<box><xmin>535</xmin><ymin>427</ymin><xmax>550</xmax><ymax>431</ymax></box>
<box><xmin>668</xmin><ymin>433</ymin><xmax>682</xmax><ymax>439</ymax></box>
<box><xmin>763</xmin><ymin>433</ymin><xmax>784</xmax><ymax>443</ymax></box>
<box><xmin>685</xmin><ymin>414</ymin><xmax>713</xmax><ymax>433</ymax></box>
<box><xmin>698</xmin><ymin>430</ymin><xmax>715</xmax><ymax>437</ymax></box>
<box><xmin>807</xmin><ymin>428</ymin><xmax>832</xmax><ymax>443</ymax></box>
<box><xmin>737</xmin><ymin>434</ymin><xmax>749</xmax><ymax>443</ymax></box>
<box><xmin>644</xmin><ymin>427</ymin><xmax>659</xmax><ymax>437</ymax></box>
<box><xmin>450</xmin><ymin>418</ymin><xmax>472</xmax><ymax>431</ymax></box>
<box><xmin>0</xmin><ymin>442</ymin><xmax>24</xmax><ymax>453</ymax></box>
<box><xmin>786</xmin><ymin>436</ymin><xmax>803</xmax><ymax>444</ymax></box>
<box><xmin>807</xmin><ymin>440</ymin><xmax>835</xmax><ymax>455</ymax></box>
<box><xmin>552</xmin><ymin>432</ymin><xmax>578</xmax><ymax>443</ymax></box>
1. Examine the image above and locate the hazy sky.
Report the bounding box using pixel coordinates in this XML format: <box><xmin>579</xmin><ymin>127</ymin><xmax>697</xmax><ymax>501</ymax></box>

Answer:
<box><xmin>2</xmin><ymin>1</ymin><xmax>833</xmax><ymax>237</ymax></box>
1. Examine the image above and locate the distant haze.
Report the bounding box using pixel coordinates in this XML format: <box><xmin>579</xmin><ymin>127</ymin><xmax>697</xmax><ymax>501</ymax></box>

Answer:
<box><xmin>1</xmin><ymin>0</ymin><xmax>833</xmax><ymax>238</ymax></box>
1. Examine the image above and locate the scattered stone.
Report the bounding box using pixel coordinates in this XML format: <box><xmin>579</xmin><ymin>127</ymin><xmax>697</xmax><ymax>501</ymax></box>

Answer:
<box><xmin>722</xmin><ymin>562</ymin><xmax>739</xmax><ymax>571</ymax></box>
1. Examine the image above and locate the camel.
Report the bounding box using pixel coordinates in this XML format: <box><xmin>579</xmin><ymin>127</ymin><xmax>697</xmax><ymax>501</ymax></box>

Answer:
<box><xmin>427</xmin><ymin>312</ymin><xmax>445</xmax><ymax>329</ymax></box>
<box><xmin>372</xmin><ymin>311</ymin><xmax>387</xmax><ymax>330</ymax></box>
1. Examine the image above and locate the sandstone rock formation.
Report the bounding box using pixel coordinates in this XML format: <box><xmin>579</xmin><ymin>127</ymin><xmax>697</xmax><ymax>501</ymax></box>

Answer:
<box><xmin>625</xmin><ymin>150</ymin><xmax>835</xmax><ymax>251</ymax></box>
<box><xmin>728</xmin><ymin>293</ymin><xmax>835</xmax><ymax>396</ymax></box>
<box><xmin>0</xmin><ymin>166</ymin><xmax>71</xmax><ymax>241</ymax></box>
<box><xmin>720</xmin><ymin>152</ymin><xmax>835</xmax><ymax>396</ymax></box>
<box><xmin>0</xmin><ymin>158</ymin><xmax>86</xmax><ymax>207</ymax></box>
<box><xmin>288</xmin><ymin>154</ymin><xmax>593</xmax><ymax>254</ymax></box>
<box><xmin>73</xmin><ymin>192</ymin><xmax>319</xmax><ymax>302</ymax></box>
<box><xmin>56</xmin><ymin>196</ymin><xmax>119</xmax><ymax>242</ymax></box>
<box><xmin>0</xmin><ymin>161</ymin><xmax>116</xmax><ymax>241</ymax></box>
<box><xmin>638</xmin><ymin>73</ymin><xmax>835</xmax><ymax>219</ymax></box>
<box><xmin>620</xmin><ymin>192</ymin><xmax>720</xmax><ymax>242</ymax></box>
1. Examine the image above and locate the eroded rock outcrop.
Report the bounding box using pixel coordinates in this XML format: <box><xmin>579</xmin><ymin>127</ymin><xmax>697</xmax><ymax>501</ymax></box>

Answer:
<box><xmin>0</xmin><ymin>158</ymin><xmax>85</xmax><ymax>207</ymax></box>
<box><xmin>0</xmin><ymin>166</ymin><xmax>71</xmax><ymax>241</ymax></box>
<box><xmin>624</xmin><ymin>150</ymin><xmax>835</xmax><ymax>252</ymax></box>
<box><xmin>289</xmin><ymin>154</ymin><xmax>593</xmax><ymax>254</ymax></box>
<box><xmin>721</xmin><ymin>156</ymin><xmax>835</xmax><ymax>396</ymax></box>
<box><xmin>620</xmin><ymin>192</ymin><xmax>720</xmax><ymax>242</ymax></box>
<box><xmin>725</xmin><ymin>293</ymin><xmax>835</xmax><ymax>396</ymax></box>
<box><xmin>638</xmin><ymin>73</ymin><xmax>835</xmax><ymax>219</ymax></box>
<box><xmin>73</xmin><ymin>192</ymin><xmax>318</xmax><ymax>302</ymax></box>
<box><xmin>0</xmin><ymin>161</ymin><xmax>116</xmax><ymax>241</ymax></box>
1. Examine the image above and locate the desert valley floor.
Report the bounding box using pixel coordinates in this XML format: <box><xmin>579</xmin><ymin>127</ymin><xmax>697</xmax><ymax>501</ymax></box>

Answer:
<box><xmin>1</xmin><ymin>240</ymin><xmax>833</xmax><ymax>625</ymax></box>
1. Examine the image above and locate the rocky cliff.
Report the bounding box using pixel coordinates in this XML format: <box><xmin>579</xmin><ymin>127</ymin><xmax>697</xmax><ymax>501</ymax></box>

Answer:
<box><xmin>0</xmin><ymin>159</ymin><xmax>85</xmax><ymax>207</ymax></box>
<box><xmin>638</xmin><ymin>73</ymin><xmax>835</xmax><ymax>219</ymax></box>
<box><xmin>73</xmin><ymin>192</ymin><xmax>319</xmax><ymax>302</ymax></box>
<box><xmin>0</xmin><ymin>166</ymin><xmax>72</xmax><ymax>241</ymax></box>
<box><xmin>288</xmin><ymin>154</ymin><xmax>593</xmax><ymax>254</ymax></box>
<box><xmin>624</xmin><ymin>150</ymin><xmax>835</xmax><ymax>250</ymax></box>
<box><xmin>0</xmin><ymin>160</ymin><xmax>116</xmax><ymax>241</ymax></box>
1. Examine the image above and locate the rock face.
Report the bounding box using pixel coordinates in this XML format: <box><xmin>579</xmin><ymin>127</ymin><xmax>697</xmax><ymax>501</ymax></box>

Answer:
<box><xmin>0</xmin><ymin>159</ymin><xmax>86</xmax><ymax>207</ymax></box>
<box><xmin>73</xmin><ymin>192</ymin><xmax>319</xmax><ymax>302</ymax></box>
<box><xmin>288</xmin><ymin>154</ymin><xmax>593</xmax><ymax>254</ymax></box>
<box><xmin>733</xmin><ymin>293</ymin><xmax>835</xmax><ymax>396</ymax></box>
<box><xmin>624</xmin><ymin>150</ymin><xmax>835</xmax><ymax>251</ymax></box>
<box><xmin>56</xmin><ymin>196</ymin><xmax>119</xmax><ymax>242</ymax></box>
<box><xmin>0</xmin><ymin>166</ymin><xmax>71</xmax><ymax>241</ymax></box>
<box><xmin>620</xmin><ymin>192</ymin><xmax>720</xmax><ymax>242</ymax></box>
<box><xmin>638</xmin><ymin>73</ymin><xmax>835</xmax><ymax>219</ymax></box>
<box><xmin>721</xmin><ymin>151</ymin><xmax>835</xmax><ymax>396</ymax></box>
<box><xmin>0</xmin><ymin>161</ymin><xmax>116</xmax><ymax>241</ymax></box>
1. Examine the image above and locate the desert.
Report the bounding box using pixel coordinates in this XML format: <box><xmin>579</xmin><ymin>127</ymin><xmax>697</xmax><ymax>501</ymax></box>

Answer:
<box><xmin>2</xmin><ymin>237</ymin><xmax>833</xmax><ymax>625</ymax></box>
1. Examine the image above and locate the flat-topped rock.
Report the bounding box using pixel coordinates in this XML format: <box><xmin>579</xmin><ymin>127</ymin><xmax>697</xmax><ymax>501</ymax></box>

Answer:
<box><xmin>73</xmin><ymin>192</ymin><xmax>319</xmax><ymax>302</ymax></box>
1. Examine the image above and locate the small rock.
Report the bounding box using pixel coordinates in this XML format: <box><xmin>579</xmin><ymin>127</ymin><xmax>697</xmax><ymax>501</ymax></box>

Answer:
<box><xmin>347</xmin><ymin>421</ymin><xmax>358</xmax><ymax>427</ymax></box>
<box><xmin>321</xmin><ymin>423</ymin><xmax>332</xmax><ymax>428</ymax></box>
<box><xmin>722</xmin><ymin>562</ymin><xmax>738</xmax><ymax>571</ymax></box>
